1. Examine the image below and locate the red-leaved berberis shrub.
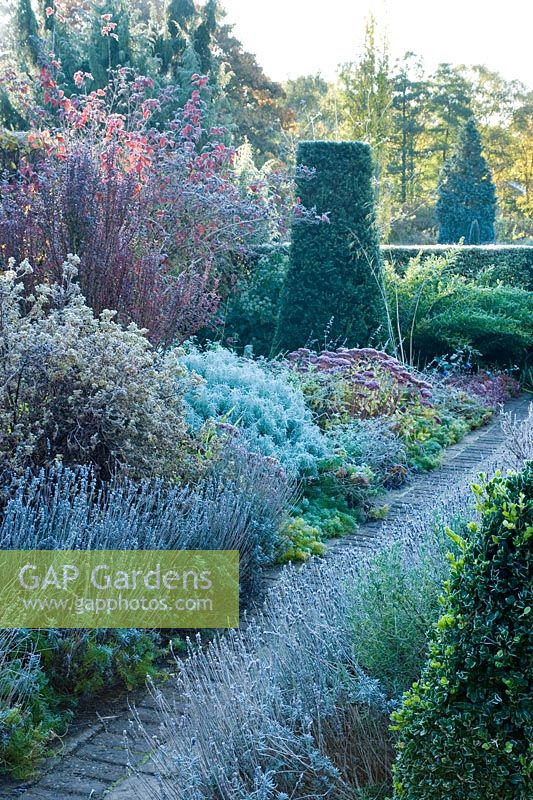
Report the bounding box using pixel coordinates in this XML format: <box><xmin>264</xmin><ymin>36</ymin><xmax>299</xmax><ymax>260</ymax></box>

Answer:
<box><xmin>0</xmin><ymin>63</ymin><xmax>317</xmax><ymax>344</ymax></box>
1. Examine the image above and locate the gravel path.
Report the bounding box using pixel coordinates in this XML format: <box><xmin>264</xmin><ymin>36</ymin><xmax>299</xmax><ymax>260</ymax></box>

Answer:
<box><xmin>1</xmin><ymin>394</ymin><xmax>529</xmax><ymax>800</ymax></box>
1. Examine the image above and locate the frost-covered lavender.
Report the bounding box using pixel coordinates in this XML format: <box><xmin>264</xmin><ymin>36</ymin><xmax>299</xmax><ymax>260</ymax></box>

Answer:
<box><xmin>0</xmin><ymin>444</ymin><xmax>291</xmax><ymax>597</ymax></box>
<box><xmin>0</xmin><ymin>440</ymin><xmax>293</xmax><ymax>775</ymax></box>
<box><xmin>120</xmin><ymin>407</ymin><xmax>533</xmax><ymax>800</ymax></box>
<box><xmin>124</xmin><ymin>412</ymin><xmax>533</xmax><ymax>800</ymax></box>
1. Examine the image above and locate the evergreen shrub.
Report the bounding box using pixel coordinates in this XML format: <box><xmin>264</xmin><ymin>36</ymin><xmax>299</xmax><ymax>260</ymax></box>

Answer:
<box><xmin>275</xmin><ymin>141</ymin><xmax>385</xmax><ymax>352</ymax></box>
<box><xmin>221</xmin><ymin>246</ymin><xmax>289</xmax><ymax>356</ymax></box>
<box><xmin>392</xmin><ymin>465</ymin><xmax>533</xmax><ymax>800</ymax></box>
<box><xmin>437</xmin><ymin>118</ymin><xmax>497</xmax><ymax>244</ymax></box>
<box><xmin>384</xmin><ymin>253</ymin><xmax>533</xmax><ymax>365</ymax></box>
<box><xmin>226</xmin><ymin>244</ymin><xmax>533</xmax><ymax>346</ymax></box>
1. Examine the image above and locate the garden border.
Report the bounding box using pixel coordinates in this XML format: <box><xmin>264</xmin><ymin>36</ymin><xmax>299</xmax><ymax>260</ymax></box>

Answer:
<box><xmin>1</xmin><ymin>393</ymin><xmax>529</xmax><ymax>800</ymax></box>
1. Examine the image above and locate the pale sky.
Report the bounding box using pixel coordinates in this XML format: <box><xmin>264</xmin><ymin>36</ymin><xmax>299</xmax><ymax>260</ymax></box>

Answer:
<box><xmin>220</xmin><ymin>0</ymin><xmax>533</xmax><ymax>86</ymax></box>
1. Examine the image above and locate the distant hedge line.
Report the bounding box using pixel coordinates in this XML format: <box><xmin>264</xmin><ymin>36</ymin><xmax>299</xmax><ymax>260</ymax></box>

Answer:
<box><xmin>381</xmin><ymin>244</ymin><xmax>533</xmax><ymax>289</ymax></box>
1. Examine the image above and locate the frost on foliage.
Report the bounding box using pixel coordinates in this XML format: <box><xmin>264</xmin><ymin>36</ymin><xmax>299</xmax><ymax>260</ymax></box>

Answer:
<box><xmin>288</xmin><ymin>347</ymin><xmax>434</xmax><ymax>425</ymax></box>
<box><xmin>126</xmin><ymin>473</ymin><xmax>486</xmax><ymax>799</ymax></box>
<box><xmin>182</xmin><ymin>347</ymin><xmax>330</xmax><ymax>477</ymax></box>
<box><xmin>0</xmin><ymin>68</ymin><xmax>318</xmax><ymax>345</ymax></box>
<box><xmin>0</xmin><ymin>630</ymin><xmax>50</xmax><ymax>776</ymax></box>
<box><xmin>127</xmin><ymin>412</ymin><xmax>532</xmax><ymax>800</ymax></box>
<box><xmin>500</xmin><ymin>402</ymin><xmax>533</xmax><ymax>468</ymax></box>
<box><xmin>325</xmin><ymin>418</ymin><xmax>408</xmax><ymax>481</ymax></box>
<box><xmin>0</xmin><ymin>258</ymin><xmax>192</xmax><ymax>481</ymax></box>
<box><xmin>0</xmin><ymin>444</ymin><xmax>291</xmax><ymax>598</ymax></box>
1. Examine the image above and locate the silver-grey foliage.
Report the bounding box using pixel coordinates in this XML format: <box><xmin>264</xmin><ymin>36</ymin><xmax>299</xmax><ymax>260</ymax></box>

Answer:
<box><xmin>0</xmin><ymin>631</ymin><xmax>41</xmax><ymax>709</ymax></box>
<box><xmin>0</xmin><ymin>258</ymin><xmax>193</xmax><ymax>481</ymax></box>
<box><xmin>127</xmin><ymin>463</ymin><xmax>492</xmax><ymax>799</ymax></box>
<box><xmin>0</xmin><ymin>444</ymin><xmax>292</xmax><ymax>746</ymax></box>
<box><xmin>0</xmin><ymin>444</ymin><xmax>292</xmax><ymax>600</ymax></box>
<box><xmin>500</xmin><ymin>403</ymin><xmax>533</xmax><ymax>468</ymax></box>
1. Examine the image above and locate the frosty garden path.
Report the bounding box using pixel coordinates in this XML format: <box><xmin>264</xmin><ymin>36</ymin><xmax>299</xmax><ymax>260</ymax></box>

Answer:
<box><xmin>1</xmin><ymin>393</ymin><xmax>530</xmax><ymax>800</ymax></box>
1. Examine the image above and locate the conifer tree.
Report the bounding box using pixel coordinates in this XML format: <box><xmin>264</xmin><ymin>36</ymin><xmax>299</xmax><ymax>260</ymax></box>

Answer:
<box><xmin>437</xmin><ymin>117</ymin><xmax>497</xmax><ymax>243</ymax></box>
<box><xmin>339</xmin><ymin>16</ymin><xmax>393</xmax><ymax>230</ymax></box>
<box><xmin>193</xmin><ymin>0</ymin><xmax>217</xmax><ymax>74</ymax></box>
<box><xmin>164</xmin><ymin>0</ymin><xmax>197</xmax><ymax>76</ymax></box>
<box><xmin>14</xmin><ymin>0</ymin><xmax>42</xmax><ymax>72</ymax></box>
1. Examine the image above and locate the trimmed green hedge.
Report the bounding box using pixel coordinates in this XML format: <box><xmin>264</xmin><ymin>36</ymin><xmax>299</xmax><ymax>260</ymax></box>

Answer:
<box><xmin>382</xmin><ymin>245</ymin><xmax>533</xmax><ymax>289</ymax></box>
<box><xmin>275</xmin><ymin>141</ymin><xmax>385</xmax><ymax>353</ymax></box>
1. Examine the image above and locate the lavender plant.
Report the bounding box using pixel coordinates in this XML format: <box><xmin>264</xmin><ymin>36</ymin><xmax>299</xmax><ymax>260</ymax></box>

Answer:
<box><xmin>0</xmin><ymin>444</ymin><xmax>291</xmax><ymax>595</ymax></box>
<box><xmin>126</xmin><ymin>459</ymin><xmax>491</xmax><ymax>800</ymax></box>
<box><xmin>348</xmin><ymin>533</ymin><xmax>458</xmax><ymax>699</ymax></box>
<box><xmin>0</xmin><ymin>442</ymin><xmax>292</xmax><ymax>776</ymax></box>
<box><xmin>500</xmin><ymin>402</ymin><xmax>533</xmax><ymax>467</ymax></box>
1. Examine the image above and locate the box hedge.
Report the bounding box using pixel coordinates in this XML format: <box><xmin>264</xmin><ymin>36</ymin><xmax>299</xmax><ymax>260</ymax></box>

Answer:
<box><xmin>391</xmin><ymin>465</ymin><xmax>533</xmax><ymax>800</ymax></box>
